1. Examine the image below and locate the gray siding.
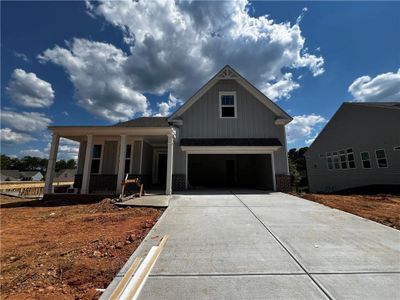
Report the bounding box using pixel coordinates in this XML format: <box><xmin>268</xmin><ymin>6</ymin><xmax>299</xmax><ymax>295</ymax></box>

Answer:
<box><xmin>77</xmin><ymin>141</ymin><xmax>87</xmax><ymax>174</ymax></box>
<box><xmin>306</xmin><ymin>104</ymin><xmax>400</xmax><ymax>193</ymax></box>
<box><xmin>141</xmin><ymin>141</ymin><xmax>153</xmax><ymax>175</ymax></box>
<box><xmin>175</xmin><ymin>79</ymin><xmax>289</xmax><ymax>175</ymax></box>
<box><xmin>102</xmin><ymin>141</ymin><xmax>118</xmax><ymax>174</ymax></box>
<box><xmin>132</xmin><ymin>140</ymin><xmax>142</xmax><ymax>174</ymax></box>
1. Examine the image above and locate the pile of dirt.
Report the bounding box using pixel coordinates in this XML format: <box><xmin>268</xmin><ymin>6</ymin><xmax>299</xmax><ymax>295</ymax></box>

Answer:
<box><xmin>0</xmin><ymin>195</ymin><xmax>164</xmax><ymax>299</ymax></box>
<box><xmin>299</xmin><ymin>193</ymin><xmax>400</xmax><ymax>230</ymax></box>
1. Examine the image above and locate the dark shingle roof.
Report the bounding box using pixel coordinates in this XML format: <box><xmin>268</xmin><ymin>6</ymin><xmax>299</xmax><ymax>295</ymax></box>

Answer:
<box><xmin>346</xmin><ymin>102</ymin><xmax>400</xmax><ymax>110</ymax></box>
<box><xmin>113</xmin><ymin>117</ymin><xmax>170</xmax><ymax>127</ymax></box>
<box><xmin>180</xmin><ymin>138</ymin><xmax>282</xmax><ymax>147</ymax></box>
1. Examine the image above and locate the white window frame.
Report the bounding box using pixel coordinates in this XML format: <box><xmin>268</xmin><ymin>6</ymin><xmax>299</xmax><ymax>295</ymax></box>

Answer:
<box><xmin>124</xmin><ymin>143</ymin><xmax>133</xmax><ymax>174</ymax></box>
<box><xmin>219</xmin><ymin>91</ymin><xmax>237</xmax><ymax>119</ymax></box>
<box><xmin>326</xmin><ymin>152</ymin><xmax>333</xmax><ymax>170</ymax></box>
<box><xmin>346</xmin><ymin>148</ymin><xmax>356</xmax><ymax>169</ymax></box>
<box><xmin>375</xmin><ymin>148</ymin><xmax>388</xmax><ymax>168</ymax></box>
<box><xmin>360</xmin><ymin>151</ymin><xmax>372</xmax><ymax>169</ymax></box>
<box><xmin>91</xmin><ymin>143</ymin><xmax>104</xmax><ymax>174</ymax></box>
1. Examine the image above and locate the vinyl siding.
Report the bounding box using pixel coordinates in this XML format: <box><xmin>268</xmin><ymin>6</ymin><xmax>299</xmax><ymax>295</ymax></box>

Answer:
<box><xmin>101</xmin><ymin>141</ymin><xmax>118</xmax><ymax>174</ymax></box>
<box><xmin>132</xmin><ymin>140</ymin><xmax>142</xmax><ymax>174</ymax></box>
<box><xmin>306</xmin><ymin>104</ymin><xmax>400</xmax><ymax>192</ymax></box>
<box><xmin>175</xmin><ymin>79</ymin><xmax>289</xmax><ymax>175</ymax></box>
<box><xmin>77</xmin><ymin>141</ymin><xmax>87</xmax><ymax>174</ymax></box>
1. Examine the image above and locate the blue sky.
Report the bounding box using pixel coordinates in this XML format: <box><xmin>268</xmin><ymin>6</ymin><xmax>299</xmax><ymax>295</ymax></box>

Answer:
<box><xmin>1</xmin><ymin>1</ymin><xmax>400</xmax><ymax>159</ymax></box>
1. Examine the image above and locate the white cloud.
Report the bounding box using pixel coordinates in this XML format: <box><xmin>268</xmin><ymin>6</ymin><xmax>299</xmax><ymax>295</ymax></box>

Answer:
<box><xmin>154</xmin><ymin>94</ymin><xmax>182</xmax><ymax>116</ymax></box>
<box><xmin>40</xmin><ymin>2</ymin><xmax>323</xmax><ymax>121</ymax></box>
<box><xmin>38</xmin><ymin>39</ymin><xmax>148</xmax><ymax>122</ymax></box>
<box><xmin>43</xmin><ymin>138</ymin><xmax>80</xmax><ymax>160</ymax></box>
<box><xmin>6</xmin><ymin>69</ymin><xmax>54</xmax><ymax>108</ymax></box>
<box><xmin>348</xmin><ymin>69</ymin><xmax>400</xmax><ymax>102</ymax></box>
<box><xmin>262</xmin><ymin>73</ymin><xmax>300</xmax><ymax>101</ymax></box>
<box><xmin>0</xmin><ymin>128</ymin><xmax>36</xmax><ymax>144</ymax></box>
<box><xmin>286</xmin><ymin>114</ymin><xmax>326</xmax><ymax>145</ymax></box>
<box><xmin>1</xmin><ymin>110</ymin><xmax>52</xmax><ymax>133</ymax></box>
<box><xmin>19</xmin><ymin>149</ymin><xmax>46</xmax><ymax>158</ymax></box>
<box><xmin>14</xmin><ymin>52</ymin><xmax>29</xmax><ymax>62</ymax></box>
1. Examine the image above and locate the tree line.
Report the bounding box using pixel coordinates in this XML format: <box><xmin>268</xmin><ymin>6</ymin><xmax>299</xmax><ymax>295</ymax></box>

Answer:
<box><xmin>0</xmin><ymin>154</ymin><xmax>76</xmax><ymax>173</ymax></box>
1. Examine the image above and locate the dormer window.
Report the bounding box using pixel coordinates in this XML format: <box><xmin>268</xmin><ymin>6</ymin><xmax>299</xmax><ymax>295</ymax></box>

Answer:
<box><xmin>219</xmin><ymin>91</ymin><xmax>237</xmax><ymax>118</ymax></box>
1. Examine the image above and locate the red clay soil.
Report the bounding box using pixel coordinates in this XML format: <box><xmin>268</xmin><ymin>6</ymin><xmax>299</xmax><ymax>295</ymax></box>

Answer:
<box><xmin>0</xmin><ymin>195</ymin><xmax>164</xmax><ymax>299</ymax></box>
<box><xmin>299</xmin><ymin>193</ymin><xmax>400</xmax><ymax>230</ymax></box>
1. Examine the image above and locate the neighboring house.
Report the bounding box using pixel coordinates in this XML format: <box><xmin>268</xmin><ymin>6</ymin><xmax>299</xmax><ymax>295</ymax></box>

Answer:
<box><xmin>54</xmin><ymin>169</ymin><xmax>77</xmax><ymax>182</ymax></box>
<box><xmin>0</xmin><ymin>170</ymin><xmax>21</xmax><ymax>182</ymax></box>
<box><xmin>305</xmin><ymin>102</ymin><xmax>400</xmax><ymax>193</ymax></box>
<box><xmin>0</xmin><ymin>170</ymin><xmax>43</xmax><ymax>182</ymax></box>
<box><xmin>44</xmin><ymin>65</ymin><xmax>292</xmax><ymax>195</ymax></box>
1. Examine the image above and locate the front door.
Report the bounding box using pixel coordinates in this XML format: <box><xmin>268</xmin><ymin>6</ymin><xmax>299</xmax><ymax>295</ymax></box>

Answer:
<box><xmin>157</xmin><ymin>153</ymin><xmax>167</xmax><ymax>186</ymax></box>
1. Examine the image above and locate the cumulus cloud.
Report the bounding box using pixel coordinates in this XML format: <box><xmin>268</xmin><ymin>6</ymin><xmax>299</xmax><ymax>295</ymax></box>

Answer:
<box><xmin>154</xmin><ymin>94</ymin><xmax>182</xmax><ymax>116</ymax></box>
<box><xmin>262</xmin><ymin>73</ymin><xmax>300</xmax><ymax>101</ymax></box>
<box><xmin>38</xmin><ymin>39</ymin><xmax>148</xmax><ymax>122</ymax></box>
<box><xmin>6</xmin><ymin>69</ymin><xmax>54</xmax><ymax>108</ymax></box>
<box><xmin>18</xmin><ymin>149</ymin><xmax>47</xmax><ymax>158</ymax></box>
<box><xmin>40</xmin><ymin>1</ymin><xmax>323</xmax><ymax>121</ymax></box>
<box><xmin>1</xmin><ymin>110</ymin><xmax>52</xmax><ymax>133</ymax></box>
<box><xmin>348</xmin><ymin>69</ymin><xmax>400</xmax><ymax>102</ymax></box>
<box><xmin>42</xmin><ymin>138</ymin><xmax>80</xmax><ymax>160</ymax></box>
<box><xmin>0</xmin><ymin>128</ymin><xmax>36</xmax><ymax>144</ymax></box>
<box><xmin>286</xmin><ymin>114</ymin><xmax>326</xmax><ymax>145</ymax></box>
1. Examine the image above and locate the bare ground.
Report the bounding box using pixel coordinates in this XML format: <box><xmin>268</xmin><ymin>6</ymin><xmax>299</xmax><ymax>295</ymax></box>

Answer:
<box><xmin>0</xmin><ymin>195</ymin><xmax>164</xmax><ymax>299</ymax></box>
<box><xmin>297</xmin><ymin>193</ymin><xmax>400</xmax><ymax>230</ymax></box>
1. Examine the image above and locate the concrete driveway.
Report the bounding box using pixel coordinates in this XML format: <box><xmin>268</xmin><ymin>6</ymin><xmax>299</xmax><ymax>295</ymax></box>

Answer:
<box><xmin>103</xmin><ymin>192</ymin><xmax>400</xmax><ymax>299</ymax></box>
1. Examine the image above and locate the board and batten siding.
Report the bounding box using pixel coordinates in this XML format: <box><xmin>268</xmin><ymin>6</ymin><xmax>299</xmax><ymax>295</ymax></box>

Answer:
<box><xmin>306</xmin><ymin>104</ymin><xmax>400</xmax><ymax>193</ymax></box>
<box><xmin>175</xmin><ymin>79</ymin><xmax>289</xmax><ymax>175</ymax></box>
<box><xmin>77</xmin><ymin>141</ymin><xmax>87</xmax><ymax>174</ymax></box>
<box><xmin>101</xmin><ymin>141</ymin><xmax>118</xmax><ymax>174</ymax></box>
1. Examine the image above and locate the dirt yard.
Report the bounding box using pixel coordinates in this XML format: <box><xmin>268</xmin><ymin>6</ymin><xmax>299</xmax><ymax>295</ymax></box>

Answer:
<box><xmin>299</xmin><ymin>193</ymin><xmax>400</xmax><ymax>230</ymax></box>
<box><xmin>0</xmin><ymin>195</ymin><xmax>164</xmax><ymax>299</ymax></box>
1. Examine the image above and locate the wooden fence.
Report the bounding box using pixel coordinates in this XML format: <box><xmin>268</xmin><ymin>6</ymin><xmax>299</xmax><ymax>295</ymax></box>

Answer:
<box><xmin>0</xmin><ymin>181</ymin><xmax>74</xmax><ymax>197</ymax></box>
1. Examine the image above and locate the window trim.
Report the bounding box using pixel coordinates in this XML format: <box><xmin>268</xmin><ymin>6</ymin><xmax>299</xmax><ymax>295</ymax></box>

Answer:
<box><xmin>219</xmin><ymin>91</ymin><xmax>237</xmax><ymax>119</ymax></box>
<box><xmin>360</xmin><ymin>151</ymin><xmax>372</xmax><ymax>169</ymax></box>
<box><xmin>125</xmin><ymin>143</ymin><xmax>133</xmax><ymax>174</ymax></box>
<box><xmin>91</xmin><ymin>143</ymin><xmax>104</xmax><ymax>174</ymax></box>
<box><xmin>375</xmin><ymin>148</ymin><xmax>388</xmax><ymax>168</ymax></box>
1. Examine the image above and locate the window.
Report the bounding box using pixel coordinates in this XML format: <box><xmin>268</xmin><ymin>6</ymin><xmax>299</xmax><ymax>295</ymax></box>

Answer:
<box><xmin>375</xmin><ymin>149</ymin><xmax>388</xmax><ymax>168</ymax></box>
<box><xmin>347</xmin><ymin>148</ymin><xmax>356</xmax><ymax>169</ymax></box>
<box><xmin>394</xmin><ymin>146</ymin><xmax>400</xmax><ymax>151</ymax></box>
<box><xmin>339</xmin><ymin>150</ymin><xmax>347</xmax><ymax>169</ymax></box>
<box><xmin>333</xmin><ymin>152</ymin><xmax>340</xmax><ymax>169</ymax></box>
<box><xmin>125</xmin><ymin>144</ymin><xmax>132</xmax><ymax>174</ymax></box>
<box><xmin>91</xmin><ymin>144</ymin><xmax>102</xmax><ymax>174</ymax></box>
<box><xmin>326</xmin><ymin>153</ymin><xmax>333</xmax><ymax>170</ymax></box>
<box><xmin>219</xmin><ymin>91</ymin><xmax>236</xmax><ymax>118</ymax></box>
<box><xmin>361</xmin><ymin>151</ymin><xmax>371</xmax><ymax>169</ymax></box>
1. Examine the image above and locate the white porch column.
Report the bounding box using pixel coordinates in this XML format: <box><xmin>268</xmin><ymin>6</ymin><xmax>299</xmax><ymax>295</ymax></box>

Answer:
<box><xmin>116</xmin><ymin>134</ymin><xmax>127</xmax><ymax>194</ymax></box>
<box><xmin>81</xmin><ymin>134</ymin><xmax>93</xmax><ymax>194</ymax></box>
<box><xmin>44</xmin><ymin>133</ymin><xmax>60</xmax><ymax>194</ymax></box>
<box><xmin>165</xmin><ymin>132</ymin><xmax>175</xmax><ymax>195</ymax></box>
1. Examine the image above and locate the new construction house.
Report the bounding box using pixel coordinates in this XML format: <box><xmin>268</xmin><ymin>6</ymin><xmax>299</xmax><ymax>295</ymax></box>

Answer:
<box><xmin>306</xmin><ymin>102</ymin><xmax>400</xmax><ymax>193</ymax></box>
<box><xmin>44</xmin><ymin>65</ymin><xmax>292</xmax><ymax>195</ymax></box>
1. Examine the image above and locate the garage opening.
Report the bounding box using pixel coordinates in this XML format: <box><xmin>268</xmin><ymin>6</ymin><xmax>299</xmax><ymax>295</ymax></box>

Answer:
<box><xmin>188</xmin><ymin>154</ymin><xmax>274</xmax><ymax>190</ymax></box>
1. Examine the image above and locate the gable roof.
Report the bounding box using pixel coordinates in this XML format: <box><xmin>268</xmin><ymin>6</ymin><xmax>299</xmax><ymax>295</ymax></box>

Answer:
<box><xmin>168</xmin><ymin>65</ymin><xmax>292</xmax><ymax>124</ymax></box>
<box><xmin>344</xmin><ymin>102</ymin><xmax>400</xmax><ymax>110</ymax></box>
<box><xmin>113</xmin><ymin>117</ymin><xmax>170</xmax><ymax>127</ymax></box>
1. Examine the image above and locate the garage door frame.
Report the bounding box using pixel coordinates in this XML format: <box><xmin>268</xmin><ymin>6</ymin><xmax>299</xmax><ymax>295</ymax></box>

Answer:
<box><xmin>181</xmin><ymin>146</ymin><xmax>279</xmax><ymax>191</ymax></box>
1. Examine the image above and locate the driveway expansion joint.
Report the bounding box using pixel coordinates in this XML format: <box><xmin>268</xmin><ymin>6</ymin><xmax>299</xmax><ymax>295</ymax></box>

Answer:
<box><xmin>232</xmin><ymin>191</ymin><xmax>334</xmax><ymax>300</ymax></box>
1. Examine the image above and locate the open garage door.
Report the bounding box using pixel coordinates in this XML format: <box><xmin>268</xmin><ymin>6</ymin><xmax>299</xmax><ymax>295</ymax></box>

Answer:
<box><xmin>188</xmin><ymin>154</ymin><xmax>274</xmax><ymax>190</ymax></box>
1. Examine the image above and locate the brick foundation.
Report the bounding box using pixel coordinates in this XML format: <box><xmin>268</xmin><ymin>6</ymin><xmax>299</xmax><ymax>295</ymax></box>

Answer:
<box><xmin>172</xmin><ymin>174</ymin><xmax>186</xmax><ymax>191</ymax></box>
<box><xmin>276</xmin><ymin>174</ymin><xmax>291</xmax><ymax>192</ymax></box>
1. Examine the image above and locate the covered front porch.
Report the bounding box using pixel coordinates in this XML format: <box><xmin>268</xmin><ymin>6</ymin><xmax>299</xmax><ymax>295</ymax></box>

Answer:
<box><xmin>44</xmin><ymin>126</ymin><xmax>176</xmax><ymax>195</ymax></box>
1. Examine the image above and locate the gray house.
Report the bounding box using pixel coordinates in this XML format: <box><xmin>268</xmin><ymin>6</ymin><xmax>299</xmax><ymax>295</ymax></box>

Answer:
<box><xmin>306</xmin><ymin>102</ymin><xmax>400</xmax><ymax>193</ymax></box>
<box><xmin>44</xmin><ymin>65</ymin><xmax>292</xmax><ymax>195</ymax></box>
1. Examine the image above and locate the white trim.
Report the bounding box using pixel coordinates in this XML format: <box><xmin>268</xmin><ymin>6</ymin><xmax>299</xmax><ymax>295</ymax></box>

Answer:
<box><xmin>139</xmin><ymin>140</ymin><xmax>144</xmax><ymax>174</ymax></box>
<box><xmin>360</xmin><ymin>150</ymin><xmax>372</xmax><ymax>169</ymax></box>
<box><xmin>219</xmin><ymin>91</ymin><xmax>237</xmax><ymax>119</ymax></box>
<box><xmin>181</xmin><ymin>146</ymin><xmax>280</xmax><ymax>154</ymax></box>
<box><xmin>92</xmin><ymin>142</ymin><xmax>104</xmax><ymax>175</ymax></box>
<box><xmin>375</xmin><ymin>148</ymin><xmax>388</xmax><ymax>168</ymax></box>
<box><xmin>168</xmin><ymin>65</ymin><xmax>292</xmax><ymax>123</ymax></box>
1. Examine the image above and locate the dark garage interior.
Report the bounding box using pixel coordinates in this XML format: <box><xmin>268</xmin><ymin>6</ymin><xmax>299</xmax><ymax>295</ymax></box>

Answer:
<box><xmin>188</xmin><ymin>154</ymin><xmax>274</xmax><ymax>189</ymax></box>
